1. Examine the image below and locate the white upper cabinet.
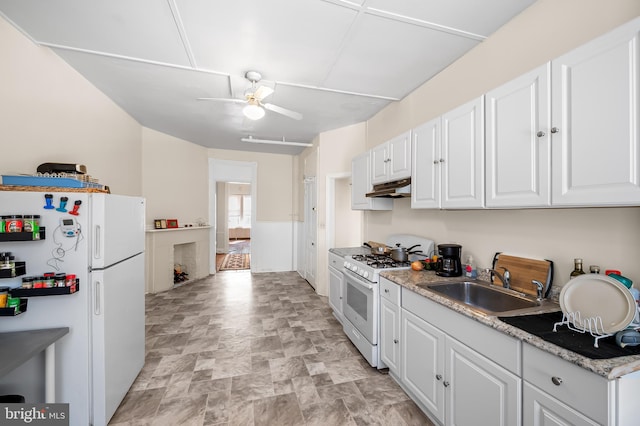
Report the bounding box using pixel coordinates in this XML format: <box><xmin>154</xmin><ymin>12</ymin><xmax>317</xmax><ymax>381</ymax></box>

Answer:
<box><xmin>412</xmin><ymin>118</ymin><xmax>441</xmax><ymax>208</ymax></box>
<box><xmin>412</xmin><ymin>97</ymin><xmax>485</xmax><ymax>209</ymax></box>
<box><xmin>371</xmin><ymin>130</ymin><xmax>412</xmax><ymax>185</ymax></box>
<box><xmin>551</xmin><ymin>17</ymin><xmax>640</xmax><ymax>206</ymax></box>
<box><xmin>441</xmin><ymin>96</ymin><xmax>485</xmax><ymax>209</ymax></box>
<box><xmin>486</xmin><ymin>64</ymin><xmax>551</xmax><ymax>207</ymax></box>
<box><xmin>351</xmin><ymin>150</ymin><xmax>393</xmax><ymax>210</ymax></box>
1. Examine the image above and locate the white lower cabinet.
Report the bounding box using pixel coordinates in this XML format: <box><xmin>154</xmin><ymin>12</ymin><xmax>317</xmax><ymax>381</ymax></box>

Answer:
<box><xmin>524</xmin><ymin>383</ymin><xmax>600</xmax><ymax>426</ymax></box>
<box><xmin>399</xmin><ymin>289</ymin><xmax>520</xmax><ymax>426</ymax></box>
<box><xmin>379</xmin><ymin>280</ymin><xmax>401</xmax><ymax>373</ymax></box>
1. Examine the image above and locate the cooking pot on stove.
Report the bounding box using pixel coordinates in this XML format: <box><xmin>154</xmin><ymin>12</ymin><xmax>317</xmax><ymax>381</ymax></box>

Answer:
<box><xmin>389</xmin><ymin>244</ymin><xmax>422</xmax><ymax>262</ymax></box>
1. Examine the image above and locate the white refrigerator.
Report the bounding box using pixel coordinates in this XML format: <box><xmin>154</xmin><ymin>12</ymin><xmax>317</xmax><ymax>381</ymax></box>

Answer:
<box><xmin>0</xmin><ymin>191</ymin><xmax>145</xmax><ymax>426</ymax></box>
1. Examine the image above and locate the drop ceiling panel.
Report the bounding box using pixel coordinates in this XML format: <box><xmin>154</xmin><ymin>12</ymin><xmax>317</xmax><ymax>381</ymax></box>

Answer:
<box><xmin>0</xmin><ymin>0</ymin><xmax>190</xmax><ymax>65</ymax></box>
<box><xmin>178</xmin><ymin>0</ymin><xmax>358</xmax><ymax>85</ymax></box>
<box><xmin>325</xmin><ymin>12</ymin><xmax>478</xmax><ymax>97</ymax></box>
<box><xmin>365</xmin><ymin>0</ymin><xmax>536</xmax><ymax>36</ymax></box>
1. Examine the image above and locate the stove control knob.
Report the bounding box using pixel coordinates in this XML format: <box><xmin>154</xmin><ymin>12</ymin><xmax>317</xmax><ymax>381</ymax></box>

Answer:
<box><xmin>363</xmin><ymin>271</ymin><xmax>369</xmax><ymax>279</ymax></box>
<box><xmin>352</xmin><ymin>265</ymin><xmax>358</xmax><ymax>272</ymax></box>
<box><xmin>343</xmin><ymin>261</ymin><xmax>349</xmax><ymax>268</ymax></box>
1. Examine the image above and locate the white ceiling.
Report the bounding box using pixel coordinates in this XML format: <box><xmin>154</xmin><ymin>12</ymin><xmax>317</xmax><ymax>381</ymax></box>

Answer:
<box><xmin>0</xmin><ymin>0</ymin><xmax>535</xmax><ymax>155</ymax></box>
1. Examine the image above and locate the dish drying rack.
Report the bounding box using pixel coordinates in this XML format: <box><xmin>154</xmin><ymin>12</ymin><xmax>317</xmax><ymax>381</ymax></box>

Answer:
<box><xmin>553</xmin><ymin>307</ymin><xmax>640</xmax><ymax>348</ymax></box>
<box><xmin>553</xmin><ymin>312</ymin><xmax>613</xmax><ymax>348</ymax></box>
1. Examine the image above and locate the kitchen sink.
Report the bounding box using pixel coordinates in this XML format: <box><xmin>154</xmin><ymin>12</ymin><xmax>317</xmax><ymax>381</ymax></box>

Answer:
<box><xmin>417</xmin><ymin>280</ymin><xmax>542</xmax><ymax>316</ymax></box>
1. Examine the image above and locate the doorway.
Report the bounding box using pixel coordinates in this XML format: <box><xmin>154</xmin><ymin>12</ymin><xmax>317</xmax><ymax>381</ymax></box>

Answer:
<box><xmin>209</xmin><ymin>159</ymin><xmax>257</xmax><ymax>275</ymax></box>
<box><xmin>215</xmin><ymin>182</ymin><xmax>252</xmax><ymax>271</ymax></box>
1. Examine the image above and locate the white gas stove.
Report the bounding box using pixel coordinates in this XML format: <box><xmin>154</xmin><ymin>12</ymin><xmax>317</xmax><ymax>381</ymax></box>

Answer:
<box><xmin>341</xmin><ymin>235</ymin><xmax>434</xmax><ymax>369</ymax></box>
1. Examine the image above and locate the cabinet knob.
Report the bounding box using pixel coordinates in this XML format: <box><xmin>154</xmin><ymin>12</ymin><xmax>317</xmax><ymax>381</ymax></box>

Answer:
<box><xmin>439</xmin><ymin>158</ymin><xmax>445</xmax><ymax>163</ymax></box>
<box><xmin>551</xmin><ymin>127</ymin><xmax>559</xmax><ymax>133</ymax></box>
<box><xmin>393</xmin><ymin>339</ymin><xmax>398</xmax><ymax>344</ymax></box>
<box><xmin>436</xmin><ymin>374</ymin><xmax>442</xmax><ymax>381</ymax></box>
<box><xmin>433</xmin><ymin>160</ymin><xmax>439</xmax><ymax>165</ymax></box>
<box><xmin>536</xmin><ymin>131</ymin><xmax>546</xmax><ymax>137</ymax></box>
<box><xmin>443</xmin><ymin>381</ymin><xmax>450</xmax><ymax>387</ymax></box>
<box><xmin>551</xmin><ymin>376</ymin><xmax>563</xmax><ymax>386</ymax></box>
<box><xmin>384</xmin><ymin>289</ymin><xmax>390</xmax><ymax>293</ymax></box>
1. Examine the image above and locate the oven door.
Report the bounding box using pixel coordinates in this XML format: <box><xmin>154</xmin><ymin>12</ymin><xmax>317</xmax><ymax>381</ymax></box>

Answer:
<box><xmin>342</xmin><ymin>269</ymin><xmax>377</xmax><ymax>345</ymax></box>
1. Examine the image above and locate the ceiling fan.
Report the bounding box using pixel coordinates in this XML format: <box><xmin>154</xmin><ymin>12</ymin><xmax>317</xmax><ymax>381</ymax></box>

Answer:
<box><xmin>198</xmin><ymin>71</ymin><xmax>303</xmax><ymax>121</ymax></box>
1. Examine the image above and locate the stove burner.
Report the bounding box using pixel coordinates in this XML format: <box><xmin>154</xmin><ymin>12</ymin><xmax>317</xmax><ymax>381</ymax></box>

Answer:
<box><xmin>351</xmin><ymin>254</ymin><xmax>410</xmax><ymax>269</ymax></box>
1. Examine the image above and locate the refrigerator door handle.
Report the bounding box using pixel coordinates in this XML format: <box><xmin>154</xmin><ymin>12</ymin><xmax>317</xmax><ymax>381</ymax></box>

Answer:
<box><xmin>94</xmin><ymin>280</ymin><xmax>101</xmax><ymax>315</ymax></box>
<box><xmin>94</xmin><ymin>225</ymin><xmax>101</xmax><ymax>260</ymax></box>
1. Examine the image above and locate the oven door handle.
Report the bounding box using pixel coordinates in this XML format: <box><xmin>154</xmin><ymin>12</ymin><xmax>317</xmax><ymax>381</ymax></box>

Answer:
<box><xmin>343</xmin><ymin>269</ymin><xmax>374</xmax><ymax>290</ymax></box>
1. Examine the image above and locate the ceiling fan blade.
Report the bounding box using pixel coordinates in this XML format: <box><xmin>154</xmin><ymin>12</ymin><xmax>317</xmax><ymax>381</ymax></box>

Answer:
<box><xmin>253</xmin><ymin>85</ymin><xmax>274</xmax><ymax>101</ymax></box>
<box><xmin>197</xmin><ymin>97</ymin><xmax>247</xmax><ymax>104</ymax></box>
<box><xmin>263</xmin><ymin>103</ymin><xmax>303</xmax><ymax>120</ymax></box>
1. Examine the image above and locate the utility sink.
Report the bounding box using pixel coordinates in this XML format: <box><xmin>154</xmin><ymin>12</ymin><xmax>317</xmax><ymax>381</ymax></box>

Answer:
<box><xmin>417</xmin><ymin>280</ymin><xmax>542</xmax><ymax>316</ymax></box>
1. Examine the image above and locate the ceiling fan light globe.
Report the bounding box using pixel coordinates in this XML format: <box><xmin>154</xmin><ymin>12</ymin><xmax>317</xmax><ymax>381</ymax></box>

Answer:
<box><xmin>243</xmin><ymin>104</ymin><xmax>265</xmax><ymax>120</ymax></box>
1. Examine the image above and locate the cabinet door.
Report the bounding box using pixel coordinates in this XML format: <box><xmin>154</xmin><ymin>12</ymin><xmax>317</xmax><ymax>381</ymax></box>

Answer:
<box><xmin>551</xmin><ymin>18</ymin><xmax>640</xmax><ymax>206</ymax></box>
<box><xmin>328</xmin><ymin>267</ymin><xmax>343</xmax><ymax>319</ymax></box>
<box><xmin>523</xmin><ymin>383</ymin><xmax>600</xmax><ymax>426</ymax></box>
<box><xmin>401</xmin><ymin>308</ymin><xmax>446</xmax><ymax>424</ymax></box>
<box><xmin>371</xmin><ymin>143</ymin><xmax>390</xmax><ymax>185</ymax></box>
<box><xmin>380</xmin><ymin>297</ymin><xmax>400</xmax><ymax>373</ymax></box>
<box><xmin>351</xmin><ymin>151</ymin><xmax>392</xmax><ymax>210</ymax></box>
<box><xmin>446</xmin><ymin>337</ymin><xmax>520</xmax><ymax>426</ymax></box>
<box><xmin>486</xmin><ymin>64</ymin><xmax>551</xmax><ymax>207</ymax></box>
<box><xmin>441</xmin><ymin>96</ymin><xmax>485</xmax><ymax>208</ymax></box>
<box><xmin>389</xmin><ymin>131</ymin><xmax>412</xmax><ymax>181</ymax></box>
<box><xmin>412</xmin><ymin>118</ymin><xmax>441</xmax><ymax>209</ymax></box>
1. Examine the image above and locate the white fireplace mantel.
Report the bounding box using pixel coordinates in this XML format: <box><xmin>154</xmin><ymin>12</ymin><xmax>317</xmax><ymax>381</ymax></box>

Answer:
<box><xmin>145</xmin><ymin>226</ymin><xmax>211</xmax><ymax>293</ymax></box>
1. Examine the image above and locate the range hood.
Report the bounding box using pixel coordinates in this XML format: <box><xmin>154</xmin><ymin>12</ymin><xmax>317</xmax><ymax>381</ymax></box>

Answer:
<box><xmin>366</xmin><ymin>178</ymin><xmax>411</xmax><ymax>198</ymax></box>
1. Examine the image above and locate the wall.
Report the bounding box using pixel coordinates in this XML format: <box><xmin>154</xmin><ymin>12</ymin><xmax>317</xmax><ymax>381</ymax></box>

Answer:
<box><xmin>141</xmin><ymin>127</ymin><xmax>209</xmax><ymax>227</ymax></box>
<box><xmin>0</xmin><ymin>16</ymin><xmax>142</xmax><ymax>195</ymax></box>
<box><xmin>364</xmin><ymin>0</ymin><xmax>640</xmax><ymax>285</ymax></box>
<box><xmin>313</xmin><ymin>123</ymin><xmax>368</xmax><ymax>294</ymax></box>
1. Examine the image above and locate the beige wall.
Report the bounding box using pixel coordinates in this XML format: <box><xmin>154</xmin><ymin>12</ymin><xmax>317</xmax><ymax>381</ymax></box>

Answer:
<box><xmin>364</xmin><ymin>0</ymin><xmax>640</xmax><ymax>286</ymax></box>
<box><xmin>142</xmin><ymin>127</ymin><xmax>209</xmax><ymax>227</ymax></box>
<box><xmin>0</xmin><ymin>16</ymin><xmax>142</xmax><ymax>195</ymax></box>
<box><xmin>208</xmin><ymin>148</ymin><xmax>295</xmax><ymax>222</ymax></box>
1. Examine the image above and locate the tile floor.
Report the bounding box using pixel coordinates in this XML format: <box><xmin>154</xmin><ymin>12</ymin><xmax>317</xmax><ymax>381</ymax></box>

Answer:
<box><xmin>109</xmin><ymin>271</ymin><xmax>434</xmax><ymax>425</ymax></box>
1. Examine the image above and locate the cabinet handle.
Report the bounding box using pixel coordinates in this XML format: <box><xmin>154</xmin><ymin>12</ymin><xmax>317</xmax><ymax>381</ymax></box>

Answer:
<box><xmin>393</xmin><ymin>339</ymin><xmax>398</xmax><ymax>344</ymax></box>
<box><xmin>433</xmin><ymin>160</ymin><xmax>439</xmax><ymax>165</ymax></box>
<box><xmin>551</xmin><ymin>127</ymin><xmax>559</xmax><ymax>133</ymax></box>
<box><xmin>536</xmin><ymin>131</ymin><xmax>545</xmax><ymax>137</ymax></box>
<box><xmin>436</xmin><ymin>374</ymin><xmax>442</xmax><ymax>381</ymax></box>
<box><xmin>443</xmin><ymin>381</ymin><xmax>450</xmax><ymax>387</ymax></box>
<box><xmin>384</xmin><ymin>289</ymin><xmax>390</xmax><ymax>293</ymax></box>
<box><xmin>439</xmin><ymin>158</ymin><xmax>445</xmax><ymax>163</ymax></box>
<box><xmin>551</xmin><ymin>376</ymin><xmax>563</xmax><ymax>386</ymax></box>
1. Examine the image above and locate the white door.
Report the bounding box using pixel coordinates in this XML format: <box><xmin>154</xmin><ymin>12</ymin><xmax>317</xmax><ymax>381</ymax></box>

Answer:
<box><xmin>523</xmin><ymin>383</ymin><xmax>600</xmax><ymax>426</ymax></box>
<box><xmin>371</xmin><ymin>142</ymin><xmax>390</xmax><ymax>184</ymax></box>
<box><xmin>389</xmin><ymin>130</ymin><xmax>412</xmax><ymax>181</ymax></box>
<box><xmin>551</xmin><ymin>17</ymin><xmax>640</xmax><ymax>206</ymax></box>
<box><xmin>328</xmin><ymin>266</ymin><xmax>343</xmax><ymax>318</ymax></box>
<box><xmin>446</xmin><ymin>337</ymin><xmax>520</xmax><ymax>426</ymax></box>
<box><xmin>486</xmin><ymin>63</ymin><xmax>551</xmax><ymax>207</ymax></box>
<box><xmin>441</xmin><ymin>96</ymin><xmax>485</xmax><ymax>209</ymax></box>
<box><xmin>412</xmin><ymin>117</ymin><xmax>441</xmax><ymax>208</ymax></box>
<box><xmin>304</xmin><ymin>177</ymin><xmax>317</xmax><ymax>288</ymax></box>
<box><xmin>91</xmin><ymin>254</ymin><xmax>145</xmax><ymax>425</ymax></box>
<box><xmin>380</xmin><ymin>297</ymin><xmax>400</xmax><ymax>373</ymax></box>
<box><xmin>401</xmin><ymin>308</ymin><xmax>446</xmax><ymax>424</ymax></box>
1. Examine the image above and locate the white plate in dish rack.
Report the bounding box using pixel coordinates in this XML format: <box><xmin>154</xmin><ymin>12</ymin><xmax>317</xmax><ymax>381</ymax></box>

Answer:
<box><xmin>559</xmin><ymin>274</ymin><xmax>637</xmax><ymax>334</ymax></box>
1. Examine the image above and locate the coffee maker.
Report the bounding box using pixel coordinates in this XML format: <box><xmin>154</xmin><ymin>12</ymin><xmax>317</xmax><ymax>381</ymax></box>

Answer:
<box><xmin>436</xmin><ymin>244</ymin><xmax>462</xmax><ymax>277</ymax></box>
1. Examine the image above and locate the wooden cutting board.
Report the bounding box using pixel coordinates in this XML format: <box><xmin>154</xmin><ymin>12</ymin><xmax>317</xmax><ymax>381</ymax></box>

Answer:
<box><xmin>492</xmin><ymin>253</ymin><xmax>554</xmax><ymax>297</ymax></box>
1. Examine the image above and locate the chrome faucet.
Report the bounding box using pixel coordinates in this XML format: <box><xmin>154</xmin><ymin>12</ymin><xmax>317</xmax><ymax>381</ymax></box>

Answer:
<box><xmin>489</xmin><ymin>267</ymin><xmax>511</xmax><ymax>289</ymax></box>
<box><xmin>532</xmin><ymin>280</ymin><xmax>545</xmax><ymax>301</ymax></box>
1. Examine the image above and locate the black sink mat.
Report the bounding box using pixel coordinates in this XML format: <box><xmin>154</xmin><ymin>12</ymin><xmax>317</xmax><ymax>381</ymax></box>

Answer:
<box><xmin>498</xmin><ymin>311</ymin><xmax>640</xmax><ymax>360</ymax></box>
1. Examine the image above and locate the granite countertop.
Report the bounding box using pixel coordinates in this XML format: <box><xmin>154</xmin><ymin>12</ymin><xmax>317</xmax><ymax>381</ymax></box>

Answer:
<box><xmin>329</xmin><ymin>246</ymin><xmax>371</xmax><ymax>257</ymax></box>
<box><xmin>380</xmin><ymin>269</ymin><xmax>640</xmax><ymax>380</ymax></box>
